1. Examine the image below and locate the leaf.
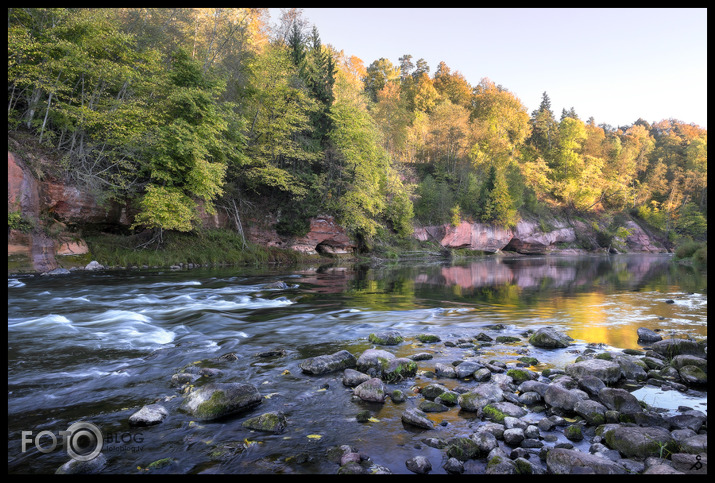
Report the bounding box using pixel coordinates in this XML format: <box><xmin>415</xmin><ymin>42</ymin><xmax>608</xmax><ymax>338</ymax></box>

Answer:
<box><xmin>306</xmin><ymin>434</ymin><xmax>322</xmax><ymax>440</ymax></box>
<box><xmin>367</xmin><ymin>417</ymin><xmax>380</xmax><ymax>423</ymax></box>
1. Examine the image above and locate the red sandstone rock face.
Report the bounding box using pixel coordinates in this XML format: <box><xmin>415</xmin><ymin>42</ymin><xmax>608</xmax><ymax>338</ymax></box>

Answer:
<box><xmin>415</xmin><ymin>221</ymin><xmax>512</xmax><ymax>253</ymax></box>
<box><xmin>623</xmin><ymin>221</ymin><xmax>667</xmax><ymax>252</ymax></box>
<box><xmin>290</xmin><ymin>216</ymin><xmax>355</xmax><ymax>254</ymax></box>
<box><xmin>246</xmin><ymin>215</ymin><xmax>355</xmax><ymax>254</ymax></box>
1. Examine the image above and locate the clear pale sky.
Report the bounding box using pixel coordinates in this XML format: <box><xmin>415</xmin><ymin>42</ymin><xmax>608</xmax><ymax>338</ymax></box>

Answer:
<box><xmin>268</xmin><ymin>8</ymin><xmax>707</xmax><ymax>128</ymax></box>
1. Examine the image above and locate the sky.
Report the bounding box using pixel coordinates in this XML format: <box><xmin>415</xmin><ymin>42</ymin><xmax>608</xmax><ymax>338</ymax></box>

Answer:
<box><xmin>268</xmin><ymin>8</ymin><xmax>707</xmax><ymax>128</ymax></box>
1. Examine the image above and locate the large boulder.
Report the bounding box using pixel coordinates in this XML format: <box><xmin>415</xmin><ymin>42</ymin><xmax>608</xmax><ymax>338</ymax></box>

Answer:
<box><xmin>299</xmin><ymin>350</ymin><xmax>357</xmax><ymax>375</ymax></box>
<box><xmin>602</xmin><ymin>426</ymin><xmax>676</xmax><ymax>459</ymax></box>
<box><xmin>636</xmin><ymin>327</ymin><xmax>662</xmax><ymax>342</ymax></box>
<box><xmin>544</xmin><ymin>383</ymin><xmax>587</xmax><ymax>412</ymax></box>
<box><xmin>181</xmin><ymin>383</ymin><xmax>261</xmax><ymax>421</ymax></box>
<box><xmin>650</xmin><ymin>338</ymin><xmax>706</xmax><ymax>358</ymax></box>
<box><xmin>458</xmin><ymin>383</ymin><xmax>504</xmax><ymax>412</ymax></box>
<box><xmin>356</xmin><ymin>349</ymin><xmax>395</xmax><ymax>376</ymax></box>
<box><xmin>546</xmin><ymin>448</ymin><xmax>627</xmax><ymax>474</ymax></box>
<box><xmin>565</xmin><ymin>359</ymin><xmax>621</xmax><ymax>384</ymax></box>
<box><xmin>529</xmin><ymin>327</ymin><xmax>573</xmax><ymax>348</ymax></box>
<box><xmin>129</xmin><ymin>404</ymin><xmax>168</xmax><ymax>426</ymax></box>
<box><xmin>598</xmin><ymin>387</ymin><xmax>643</xmax><ymax>414</ymax></box>
<box><xmin>353</xmin><ymin>378</ymin><xmax>386</xmax><ymax>403</ymax></box>
<box><xmin>241</xmin><ymin>411</ymin><xmax>288</xmax><ymax>433</ymax></box>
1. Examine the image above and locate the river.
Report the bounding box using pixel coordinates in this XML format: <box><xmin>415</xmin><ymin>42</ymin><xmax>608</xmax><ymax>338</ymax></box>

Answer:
<box><xmin>7</xmin><ymin>254</ymin><xmax>707</xmax><ymax>474</ymax></box>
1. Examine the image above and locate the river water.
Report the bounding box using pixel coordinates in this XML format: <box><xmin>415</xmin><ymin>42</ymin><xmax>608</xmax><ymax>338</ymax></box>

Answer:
<box><xmin>7</xmin><ymin>254</ymin><xmax>707</xmax><ymax>474</ymax></box>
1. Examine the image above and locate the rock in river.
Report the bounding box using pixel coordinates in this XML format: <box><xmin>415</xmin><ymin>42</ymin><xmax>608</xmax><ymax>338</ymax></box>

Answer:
<box><xmin>129</xmin><ymin>404</ymin><xmax>168</xmax><ymax>426</ymax></box>
<box><xmin>299</xmin><ymin>350</ymin><xmax>357</xmax><ymax>375</ymax></box>
<box><xmin>528</xmin><ymin>327</ymin><xmax>573</xmax><ymax>348</ymax></box>
<box><xmin>181</xmin><ymin>382</ymin><xmax>261</xmax><ymax>421</ymax></box>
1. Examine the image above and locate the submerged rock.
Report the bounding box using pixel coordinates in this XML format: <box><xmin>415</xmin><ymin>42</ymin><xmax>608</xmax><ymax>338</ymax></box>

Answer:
<box><xmin>241</xmin><ymin>411</ymin><xmax>287</xmax><ymax>433</ymax></box>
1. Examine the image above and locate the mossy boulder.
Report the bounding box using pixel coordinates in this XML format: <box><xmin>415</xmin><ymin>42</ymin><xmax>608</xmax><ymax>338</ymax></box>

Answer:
<box><xmin>565</xmin><ymin>358</ymin><xmax>622</xmax><ymax>385</ymax></box>
<box><xmin>241</xmin><ymin>411</ymin><xmax>287</xmax><ymax>433</ymax></box>
<box><xmin>445</xmin><ymin>437</ymin><xmax>482</xmax><ymax>461</ymax></box>
<box><xmin>299</xmin><ymin>350</ymin><xmax>357</xmax><ymax>375</ymax></box>
<box><xmin>564</xmin><ymin>424</ymin><xmax>584</xmax><ymax>441</ymax></box>
<box><xmin>506</xmin><ymin>368</ymin><xmax>534</xmax><ymax>384</ymax></box>
<box><xmin>416</xmin><ymin>333</ymin><xmax>441</xmax><ymax>343</ymax></box>
<box><xmin>528</xmin><ymin>327</ymin><xmax>573</xmax><ymax>349</ymax></box>
<box><xmin>381</xmin><ymin>357</ymin><xmax>417</xmax><ymax>382</ymax></box>
<box><xmin>650</xmin><ymin>338</ymin><xmax>706</xmax><ymax>358</ymax></box>
<box><xmin>181</xmin><ymin>382</ymin><xmax>261</xmax><ymax>421</ymax></box>
<box><xmin>368</xmin><ymin>331</ymin><xmax>403</xmax><ymax>346</ymax></box>
<box><xmin>602</xmin><ymin>426</ymin><xmax>676</xmax><ymax>459</ymax></box>
<box><xmin>678</xmin><ymin>365</ymin><xmax>707</xmax><ymax>386</ymax></box>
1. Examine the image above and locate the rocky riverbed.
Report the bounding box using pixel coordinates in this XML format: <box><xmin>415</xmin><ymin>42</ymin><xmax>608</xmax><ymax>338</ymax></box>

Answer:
<box><xmin>55</xmin><ymin>322</ymin><xmax>707</xmax><ymax>475</ymax></box>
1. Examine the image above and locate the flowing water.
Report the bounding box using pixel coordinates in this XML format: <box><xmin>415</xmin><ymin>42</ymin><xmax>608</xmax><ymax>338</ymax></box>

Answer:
<box><xmin>7</xmin><ymin>254</ymin><xmax>707</xmax><ymax>474</ymax></box>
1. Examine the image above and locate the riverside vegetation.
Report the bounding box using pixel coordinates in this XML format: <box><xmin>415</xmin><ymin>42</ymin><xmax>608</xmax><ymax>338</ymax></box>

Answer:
<box><xmin>7</xmin><ymin>8</ymin><xmax>707</xmax><ymax>268</ymax></box>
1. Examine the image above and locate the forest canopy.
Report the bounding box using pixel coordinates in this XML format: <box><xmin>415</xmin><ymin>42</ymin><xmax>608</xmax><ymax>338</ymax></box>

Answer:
<box><xmin>8</xmin><ymin>8</ymin><xmax>707</xmax><ymax>248</ymax></box>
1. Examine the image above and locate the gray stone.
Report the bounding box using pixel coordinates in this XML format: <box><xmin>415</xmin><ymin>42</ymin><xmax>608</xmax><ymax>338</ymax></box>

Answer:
<box><xmin>544</xmin><ymin>383</ymin><xmax>587</xmax><ymax>412</ymax></box>
<box><xmin>637</xmin><ymin>327</ymin><xmax>662</xmax><ymax>342</ymax></box>
<box><xmin>55</xmin><ymin>453</ymin><xmax>107</xmax><ymax>474</ymax></box>
<box><xmin>355</xmin><ymin>349</ymin><xmax>394</xmax><ymax>376</ymax></box>
<box><xmin>503</xmin><ymin>428</ymin><xmax>525</xmax><ymax>446</ymax></box>
<box><xmin>405</xmin><ymin>455</ymin><xmax>431</xmax><ymax>474</ymax></box>
<box><xmin>454</xmin><ymin>360</ymin><xmax>482</xmax><ymax>379</ymax></box>
<box><xmin>602</xmin><ymin>425</ymin><xmax>675</xmax><ymax>459</ymax></box>
<box><xmin>299</xmin><ymin>350</ymin><xmax>357</xmax><ymax>375</ymax></box>
<box><xmin>670</xmin><ymin>354</ymin><xmax>707</xmax><ymax>371</ymax></box>
<box><xmin>368</xmin><ymin>330</ymin><xmax>403</xmax><ymax>345</ymax></box>
<box><xmin>434</xmin><ymin>362</ymin><xmax>457</xmax><ymax>378</ymax></box>
<box><xmin>471</xmin><ymin>430</ymin><xmax>499</xmax><ymax>453</ymax></box>
<box><xmin>650</xmin><ymin>338</ymin><xmax>706</xmax><ymax>358</ymax></box>
<box><xmin>546</xmin><ymin>448</ymin><xmax>627</xmax><ymax>474</ymax></box>
<box><xmin>598</xmin><ymin>387</ymin><xmax>643</xmax><ymax>414</ymax></box>
<box><xmin>678</xmin><ymin>365</ymin><xmax>707</xmax><ymax>385</ymax></box>
<box><xmin>529</xmin><ymin>327</ymin><xmax>573</xmax><ymax>349</ymax></box>
<box><xmin>443</xmin><ymin>457</ymin><xmax>465</xmax><ymax>474</ymax></box>
<box><xmin>129</xmin><ymin>404</ymin><xmax>168</xmax><ymax>426</ymax></box>
<box><xmin>565</xmin><ymin>358</ymin><xmax>621</xmax><ymax>384</ymax></box>
<box><xmin>457</xmin><ymin>383</ymin><xmax>504</xmax><ymax>411</ymax></box>
<box><xmin>420</xmin><ymin>383</ymin><xmax>448</xmax><ymax>400</ymax></box>
<box><xmin>678</xmin><ymin>434</ymin><xmax>707</xmax><ymax>454</ymax></box>
<box><xmin>574</xmin><ymin>399</ymin><xmax>607</xmax><ymax>426</ymax></box>
<box><xmin>401</xmin><ymin>408</ymin><xmax>434</xmax><ymax>430</ymax></box>
<box><xmin>342</xmin><ymin>368</ymin><xmax>370</xmax><ymax>387</ymax></box>
<box><xmin>181</xmin><ymin>382</ymin><xmax>261</xmax><ymax>421</ymax></box>
<box><xmin>241</xmin><ymin>411</ymin><xmax>287</xmax><ymax>433</ymax></box>
<box><xmin>353</xmin><ymin>377</ymin><xmax>386</xmax><ymax>402</ymax></box>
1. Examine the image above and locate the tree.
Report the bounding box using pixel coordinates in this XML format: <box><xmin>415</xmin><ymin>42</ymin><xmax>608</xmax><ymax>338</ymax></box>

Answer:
<box><xmin>529</xmin><ymin>92</ymin><xmax>558</xmax><ymax>155</ymax></box>
<box><xmin>133</xmin><ymin>48</ymin><xmax>230</xmax><ymax>233</ymax></box>
<box><xmin>478</xmin><ymin>164</ymin><xmax>519</xmax><ymax>227</ymax></box>
<box><xmin>364</xmin><ymin>58</ymin><xmax>400</xmax><ymax>102</ymax></box>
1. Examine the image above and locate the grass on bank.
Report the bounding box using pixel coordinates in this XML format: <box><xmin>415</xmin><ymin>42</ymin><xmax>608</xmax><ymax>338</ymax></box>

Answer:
<box><xmin>84</xmin><ymin>229</ymin><xmax>308</xmax><ymax>268</ymax></box>
<box><xmin>673</xmin><ymin>239</ymin><xmax>707</xmax><ymax>268</ymax></box>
